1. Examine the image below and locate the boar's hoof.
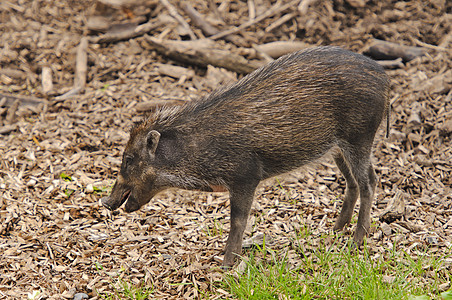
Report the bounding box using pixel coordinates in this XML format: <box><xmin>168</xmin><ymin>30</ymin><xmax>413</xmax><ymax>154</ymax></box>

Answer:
<box><xmin>220</xmin><ymin>264</ymin><xmax>232</xmax><ymax>271</ymax></box>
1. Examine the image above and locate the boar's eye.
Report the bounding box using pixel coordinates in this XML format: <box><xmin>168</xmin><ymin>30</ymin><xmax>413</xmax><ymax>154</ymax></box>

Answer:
<box><xmin>124</xmin><ymin>155</ymin><xmax>133</xmax><ymax>167</ymax></box>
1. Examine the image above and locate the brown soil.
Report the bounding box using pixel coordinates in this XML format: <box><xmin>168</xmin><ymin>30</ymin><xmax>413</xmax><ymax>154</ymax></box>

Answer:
<box><xmin>0</xmin><ymin>0</ymin><xmax>451</xmax><ymax>299</ymax></box>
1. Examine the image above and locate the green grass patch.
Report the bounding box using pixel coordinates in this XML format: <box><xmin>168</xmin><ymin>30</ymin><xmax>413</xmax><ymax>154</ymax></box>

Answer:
<box><xmin>223</xmin><ymin>227</ymin><xmax>451</xmax><ymax>300</ymax></box>
<box><xmin>91</xmin><ymin>225</ymin><xmax>450</xmax><ymax>300</ymax></box>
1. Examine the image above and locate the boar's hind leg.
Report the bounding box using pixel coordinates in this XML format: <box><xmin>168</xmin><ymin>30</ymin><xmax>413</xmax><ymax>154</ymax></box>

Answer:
<box><xmin>333</xmin><ymin>151</ymin><xmax>359</xmax><ymax>232</ymax></box>
<box><xmin>223</xmin><ymin>181</ymin><xmax>259</xmax><ymax>267</ymax></box>
<box><xmin>340</xmin><ymin>144</ymin><xmax>376</xmax><ymax>246</ymax></box>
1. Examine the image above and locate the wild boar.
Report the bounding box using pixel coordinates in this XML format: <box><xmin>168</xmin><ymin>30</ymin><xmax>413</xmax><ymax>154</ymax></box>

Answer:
<box><xmin>101</xmin><ymin>46</ymin><xmax>390</xmax><ymax>267</ymax></box>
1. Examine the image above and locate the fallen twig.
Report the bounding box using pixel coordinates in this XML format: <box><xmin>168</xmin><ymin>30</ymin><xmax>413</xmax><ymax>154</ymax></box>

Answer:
<box><xmin>209</xmin><ymin>0</ymin><xmax>300</xmax><ymax>40</ymax></box>
<box><xmin>396</xmin><ymin>220</ymin><xmax>423</xmax><ymax>233</ymax></box>
<box><xmin>0</xmin><ymin>68</ymin><xmax>26</xmax><ymax>79</ymax></box>
<box><xmin>156</xmin><ymin>63</ymin><xmax>195</xmax><ymax>79</ymax></box>
<box><xmin>55</xmin><ymin>37</ymin><xmax>88</xmax><ymax>101</ymax></box>
<box><xmin>248</xmin><ymin>0</ymin><xmax>256</xmax><ymax>20</ymax></box>
<box><xmin>162</xmin><ymin>38</ymin><xmax>216</xmax><ymax>51</ymax></box>
<box><xmin>252</xmin><ymin>44</ymin><xmax>274</xmax><ymax>63</ymax></box>
<box><xmin>0</xmin><ymin>93</ymin><xmax>48</xmax><ymax>107</ymax></box>
<box><xmin>411</xmin><ymin>37</ymin><xmax>449</xmax><ymax>52</ymax></box>
<box><xmin>265</xmin><ymin>12</ymin><xmax>297</xmax><ymax>32</ymax></box>
<box><xmin>345</xmin><ymin>0</ymin><xmax>366</xmax><ymax>8</ymax></box>
<box><xmin>0</xmin><ymin>124</ymin><xmax>17</xmax><ymax>135</ymax></box>
<box><xmin>298</xmin><ymin>0</ymin><xmax>318</xmax><ymax>14</ymax></box>
<box><xmin>54</xmin><ymin>87</ymin><xmax>84</xmax><ymax>101</ymax></box>
<box><xmin>255</xmin><ymin>41</ymin><xmax>310</xmax><ymax>58</ymax></box>
<box><xmin>181</xmin><ymin>3</ymin><xmax>245</xmax><ymax>46</ymax></box>
<box><xmin>366</xmin><ymin>39</ymin><xmax>426</xmax><ymax>62</ymax></box>
<box><xmin>181</xmin><ymin>3</ymin><xmax>217</xmax><ymax>37</ymax></box>
<box><xmin>5</xmin><ymin>99</ymin><xmax>19</xmax><ymax>124</ymax></box>
<box><xmin>143</xmin><ymin>36</ymin><xmax>264</xmax><ymax>74</ymax></box>
<box><xmin>376</xmin><ymin>57</ymin><xmax>404</xmax><ymax>69</ymax></box>
<box><xmin>89</xmin><ymin>20</ymin><xmax>162</xmax><ymax>44</ymax></box>
<box><xmin>160</xmin><ymin>0</ymin><xmax>196</xmax><ymax>40</ymax></box>
<box><xmin>75</xmin><ymin>37</ymin><xmax>88</xmax><ymax>91</ymax></box>
<box><xmin>41</xmin><ymin>67</ymin><xmax>53</xmax><ymax>94</ymax></box>
<box><xmin>439</xmin><ymin>31</ymin><xmax>452</xmax><ymax>48</ymax></box>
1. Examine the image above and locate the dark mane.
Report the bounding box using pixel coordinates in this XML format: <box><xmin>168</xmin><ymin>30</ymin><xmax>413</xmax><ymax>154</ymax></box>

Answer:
<box><xmin>131</xmin><ymin>46</ymin><xmax>387</xmax><ymax>137</ymax></box>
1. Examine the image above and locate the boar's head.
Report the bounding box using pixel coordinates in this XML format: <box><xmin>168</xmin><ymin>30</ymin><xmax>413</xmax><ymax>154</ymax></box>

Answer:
<box><xmin>101</xmin><ymin>128</ymin><xmax>163</xmax><ymax>212</ymax></box>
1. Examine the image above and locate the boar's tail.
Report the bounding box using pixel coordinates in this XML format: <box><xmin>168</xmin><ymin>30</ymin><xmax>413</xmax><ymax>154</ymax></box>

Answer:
<box><xmin>385</xmin><ymin>102</ymin><xmax>391</xmax><ymax>138</ymax></box>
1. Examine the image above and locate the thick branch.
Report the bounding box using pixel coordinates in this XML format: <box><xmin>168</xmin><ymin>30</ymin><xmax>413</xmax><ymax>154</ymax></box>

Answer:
<box><xmin>366</xmin><ymin>39</ymin><xmax>426</xmax><ymax>62</ymax></box>
<box><xmin>0</xmin><ymin>93</ymin><xmax>48</xmax><ymax>107</ymax></box>
<box><xmin>143</xmin><ymin>37</ymin><xmax>263</xmax><ymax>74</ymax></box>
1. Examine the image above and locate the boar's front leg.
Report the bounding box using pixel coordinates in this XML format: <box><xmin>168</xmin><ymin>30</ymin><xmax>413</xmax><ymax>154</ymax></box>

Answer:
<box><xmin>223</xmin><ymin>180</ymin><xmax>259</xmax><ymax>267</ymax></box>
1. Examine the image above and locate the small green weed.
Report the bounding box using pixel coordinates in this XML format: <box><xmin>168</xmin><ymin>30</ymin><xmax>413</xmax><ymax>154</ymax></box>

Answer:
<box><xmin>101</xmin><ymin>83</ymin><xmax>110</xmax><ymax>91</ymax></box>
<box><xmin>203</xmin><ymin>218</ymin><xmax>224</xmax><ymax>237</ymax></box>
<box><xmin>60</xmin><ymin>173</ymin><xmax>75</xmax><ymax>197</ymax></box>
<box><xmin>95</xmin><ymin>262</ymin><xmax>153</xmax><ymax>300</ymax></box>
<box><xmin>60</xmin><ymin>172</ymin><xmax>73</xmax><ymax>182</ymax></box>
<box><xmin>93</xmin><ymin>185</ymin><xmax>111</xmax><ymax>194</ymax></box>
<box><xmin>64</xmin><ymin>189</ymin><xmax>75</xmax><ymax>197</ymax></box>
<box><xmin>275</xmin><ymin>178</ymin><xmax>294</xmax><ymax>204</ymax></box>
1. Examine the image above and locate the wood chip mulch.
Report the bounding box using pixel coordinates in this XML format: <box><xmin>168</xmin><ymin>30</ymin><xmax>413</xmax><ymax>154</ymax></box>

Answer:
<box><xmin>0</xmin><ymin>0</ymin><xmax>451</xmax><ymax>299</ymax></box>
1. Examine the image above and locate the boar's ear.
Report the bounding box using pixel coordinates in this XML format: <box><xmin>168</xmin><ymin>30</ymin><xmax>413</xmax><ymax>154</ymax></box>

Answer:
<box><xmin>146</xmin><ymin>130</ymin><xmax>161</xmax><ymax>156</ymax></box>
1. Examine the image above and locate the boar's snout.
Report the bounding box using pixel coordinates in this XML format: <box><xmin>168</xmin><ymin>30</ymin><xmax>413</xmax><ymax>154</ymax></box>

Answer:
<box><xmin>101</xmin><ymin>189</ymin><xmax>131</xmax><ymax>211</ymax></box>
<box><xmin>100</xmin><ymin>196</ymin><xmax>115</xmax><ymax>210</ymax></box>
